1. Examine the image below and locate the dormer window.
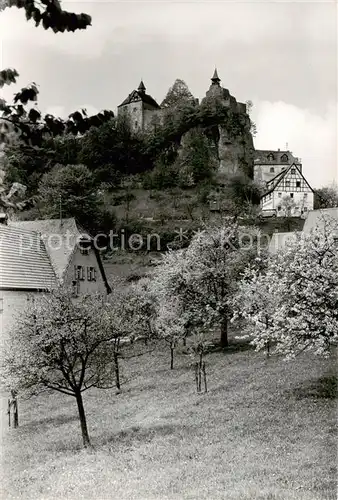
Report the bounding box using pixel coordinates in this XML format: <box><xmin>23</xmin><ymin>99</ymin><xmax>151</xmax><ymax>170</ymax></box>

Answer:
<box><xmin>281</xmin><ymin>154</ymin><xmax>288</xmax><ymax>163</ymax></box>
<box><xmin>270</xmin><ymin>167</ymin><xmax>275</xmax><ymax>173</ymax></box>
<box><xmin>291</xmin><ymin>167</ymin><xmax>296</xmax><ymax>174</ymax></box>
<box><xmin>267</xmin><ymin>153</ymin><xmax>274</xmax><ymax>161</ymax></box>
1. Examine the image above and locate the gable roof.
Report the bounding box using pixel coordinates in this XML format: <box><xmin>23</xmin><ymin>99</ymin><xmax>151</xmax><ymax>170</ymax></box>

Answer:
<box><xmin>0</xmin><ymin>224</ymin><xmax>56</xmax><ymax>290</ymax></box>
<box><xmin>10</xmin><ymin>218</ymin><xmax>83</xmax><ymax>281</ymax></box>
<box><xmin>302</xmin><ymin>208</ymin><xmax>338</xmax><ymax>234</ymax></box>
<box><xmin>10</xmin><ymin>218</ymin><xmax>111</xmax><ymax>293</ymax></box>
<box><xmin>118</xmin><ymin>88</ymin><xmax>160</xmax><ymax>109</ymax></box>
<box><xmin>262</xmin><ymin>163</ymin><xmax>314</xmax><ymax>198</ymax></box>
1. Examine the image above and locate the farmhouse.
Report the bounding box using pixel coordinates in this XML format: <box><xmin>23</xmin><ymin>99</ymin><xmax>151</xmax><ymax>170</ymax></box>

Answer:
<box><xmin>0</xmin><ymin>217</ymin><xmax>111</xmax><ymax>347</ymax></box>
<box><xmin>260</xmin><ymin>163</ymin><xmax>314</xmax><ymax>217</ymax></box>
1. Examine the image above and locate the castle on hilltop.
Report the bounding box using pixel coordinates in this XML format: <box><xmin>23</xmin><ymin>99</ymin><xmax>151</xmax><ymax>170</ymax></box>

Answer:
<box><xmin>117</xmin><ymin>71</ymin><xmax>314</xmax><ymax>217</ymax></box>
<box><xmin>117</xmin><ymin>69</ymin><xmax>248</xmax><ymax>133</ymax></box>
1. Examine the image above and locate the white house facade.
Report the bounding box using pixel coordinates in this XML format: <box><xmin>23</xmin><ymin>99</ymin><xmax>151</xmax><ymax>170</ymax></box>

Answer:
<box><xmin>260</xmin><ymin>163</ymin><xmax>314</xmax><ymax>217</ymax></box>
<box><xmin>0</xmin><ymin>218</ymin><xmax>111</xmax><ymax>353</ymax></box>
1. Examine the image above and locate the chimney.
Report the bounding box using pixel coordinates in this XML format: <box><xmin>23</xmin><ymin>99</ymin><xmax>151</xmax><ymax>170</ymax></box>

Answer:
<box><xmin>0</xmin><ymin>212</ymin><xmax>8</xmax><ymax>225</ymax></box>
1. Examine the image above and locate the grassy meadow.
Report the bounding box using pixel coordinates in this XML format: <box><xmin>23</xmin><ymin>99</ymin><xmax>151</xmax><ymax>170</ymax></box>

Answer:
<box><xmin>1</xmin><ymin>337</ymin><xmax>337</xmax><ymax>500</ymax></box>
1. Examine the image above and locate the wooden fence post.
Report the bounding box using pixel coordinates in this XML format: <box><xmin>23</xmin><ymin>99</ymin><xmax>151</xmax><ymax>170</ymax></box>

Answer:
<box><xmin>7</xmin><ymin>398</ymin><xmax>11</xmax><ymax>428</ymax></box>
<box><xmin>8</xmin><ymin>391</ymin><xmax>19</xmax><ymax>428</ymax></box>
<box><xmin>194</xmin><ymin>363</ymin><xmax>199</xmax><ymax>393</ymax></box>
<box><xmin>13</xmin><ymin>398</ymin><xmax>18</xmax><ymax>428</ymax></box>
<box><xmin>202</xmin><ymin>362</ymin><xmax>207</xmax><ymax>393</ymax></box>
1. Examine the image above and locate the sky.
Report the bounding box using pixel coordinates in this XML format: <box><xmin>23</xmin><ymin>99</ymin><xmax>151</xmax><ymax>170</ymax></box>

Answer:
<box><xmin>0</xmin><ymin>0</ymin><xmax>337</xmax><ymax>188</ymax></box>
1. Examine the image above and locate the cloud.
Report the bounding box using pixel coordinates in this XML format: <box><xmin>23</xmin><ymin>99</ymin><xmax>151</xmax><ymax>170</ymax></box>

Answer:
<box><xmin>253</xmin><ymin>101</ymin><xmax>337</xmax><ymax>188</ymax></box>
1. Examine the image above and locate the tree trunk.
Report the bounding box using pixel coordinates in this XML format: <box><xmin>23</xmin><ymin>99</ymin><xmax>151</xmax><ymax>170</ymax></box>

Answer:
<box><xmin>220</xmin><ymin>316</ymin><xmax>228</xmax><ymax>348</ymax></box>
<box><xmin>114</xmin><ymin>351</ymin><xmax>121</xmax><ymax>390</ymax></box>
<box><xmin>75</xmin><ymin>391</ymin><xmax>91</xmax><ymax>448</ymax></box>
<box><xmin>170</xmin><ymin>343</ymin><xmax>174</xmax><ymax>370</ymax></box>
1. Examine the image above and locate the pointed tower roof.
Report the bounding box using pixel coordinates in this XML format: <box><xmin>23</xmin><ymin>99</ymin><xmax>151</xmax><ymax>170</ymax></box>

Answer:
<box><xmin>211</xmin><ymin>68</ymin><xmax>221</xmax><ymax>84</ymax></box>
<box><xmin>138</xmin><ymin>80</ymin><xmax>146</xmax><ymax>93</ymax></box>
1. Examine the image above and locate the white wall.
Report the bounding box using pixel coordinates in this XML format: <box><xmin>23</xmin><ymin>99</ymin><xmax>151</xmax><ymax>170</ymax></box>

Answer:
<box><xmin>262</xmin><ymin>190</ymin><xmax>314</xmax><ymax>216</ymax></box>
<box><xmin>64</xmin><ymin>246</ymin><xmax>108</xmax><ymax>294</ymax></box>
<box><xmin>0</xmin><ymin>248</ymin><xmax>108</xmax><ymax>359</ymax></box>
<box><xmin>0</xmin><ymin>290</ymin><xmax>39</xmax><ymax>359</ymax></box>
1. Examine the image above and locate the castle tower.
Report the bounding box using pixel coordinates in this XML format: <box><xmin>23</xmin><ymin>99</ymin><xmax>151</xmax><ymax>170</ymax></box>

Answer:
<box><xmin>138</xmin><ymin>80</ymin><xmax>146</xmax><ymax>94</ymax></box>
<box><xmin>117</xmin><ymin>80</ymin><xmax>161</xmax><ymax>132</ymax></box>
<box><xmin>205</xmin><ymin>68</ymin><xmax>230</xmax><ymax>101</ymax></box>
<box><xmin>211</xmin><ymin>68</ymin><xmax>221</xmax><ymax>86</ymax></box>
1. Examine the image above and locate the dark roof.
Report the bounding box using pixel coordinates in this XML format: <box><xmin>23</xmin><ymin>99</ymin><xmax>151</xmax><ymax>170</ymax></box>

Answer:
<box><xmin>118</xmin><ymin>87</ymin><xmax>160</xmax><ymax>109</ymax></box>
<box><xmin>254</xmin><ymin>149</ymin><xmax>300</xmax><ymax>165</ymax></box>
<box><xmin>0</xmin><ymin>225</ymin><xmax>57</xmax><ymax>290</ymax></box>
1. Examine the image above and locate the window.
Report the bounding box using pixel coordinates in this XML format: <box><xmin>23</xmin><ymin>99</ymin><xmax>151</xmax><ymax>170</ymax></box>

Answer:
<box><xmin>281</xmin><ymin>154</ymin><xmax>288</xmax><ymax>162</ymax></box>
<box><xmin>80</xmin><ymin>247</ymin><xmax>89</xmax><ymax>255</ymax></box>
<box><xmin>87</xmin><ymin>267</ymin><xmax>96</xmax><ymax>282</ymax></box>
<box><xmin>133</xmin><ymin>107</ymin><xmax>137</xmax><ymax>112</ymax></box>
<box><xmin>290</xmin><ymin>193</ymin><xmax>294</xmax><ymax>198</ymax></box>
<box><xmin>268</xmin><ymin>193</ymin><xmax>272</xmax><ymax>200</ymax></box>
<box><xmin>277</xmin><ymin>206</ymin><xmax>281</xmax><ymax>211</ymax></box>
<box><xmin>270</xmin><ymin>167</ymin><xmax>275</xmax><ymax>173</ymax></box>
<box><xmin>267</xmin><ymin>153</ymin><xmax>274</xmax><ymax>161</ymax></box>
<box><xmin>74</xmin><ymin>265</ymin><xmax>85</xmax><ymax>281</ymax></box>
<box><xmin>296</xmin><ymin>181</ymin><xmax>301</xmax><ymax>188</ymax></box>
<box><xmin>291</xmin><ymin>168</ymin><xmax>296</xmax><ymax>175</ymax></box>
<box><xmin>135</xmin><ymin>120</ymin><xmax>138</xmax><ymax>128</ymax></box>
<box><xmin>278</xmin><ymin>192</ymin><xmax>282</xmax><ymax>198</ymax></box>
<box><xmin>285</xmin><ymin>180</ymin><xmax>290</xmax><ymax>187</ymax></box>
<box><xmin>303</xmin><ymin>207</ymin><xmax>308</xmax><ymax>212</ymax></box>
<box><xmin>304</xmin><ymin>193</ymin><xmax>308</xmax><ymax>198</ymax></box>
